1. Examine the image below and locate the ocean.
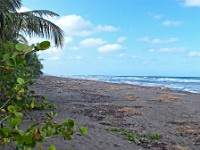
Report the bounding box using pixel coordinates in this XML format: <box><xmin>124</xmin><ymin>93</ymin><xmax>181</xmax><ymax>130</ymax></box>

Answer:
<box><xmin>69</xmin><ymin>75</ymin><xmax>200</xmax><ymax>94</ymax></box>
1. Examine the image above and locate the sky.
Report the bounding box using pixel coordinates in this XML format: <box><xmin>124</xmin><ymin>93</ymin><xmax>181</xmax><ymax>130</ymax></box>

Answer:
<box><xmin>21</xmin><ymin>0</ymin><xmax>200</xmax><ymax>77</ymax></box>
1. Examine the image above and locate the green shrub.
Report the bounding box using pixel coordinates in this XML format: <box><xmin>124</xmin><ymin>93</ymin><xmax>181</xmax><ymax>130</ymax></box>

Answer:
<box><xmin>0</xmin><ymin>42</ymin><xmax>87</xmax><ymax>149</ymax></box>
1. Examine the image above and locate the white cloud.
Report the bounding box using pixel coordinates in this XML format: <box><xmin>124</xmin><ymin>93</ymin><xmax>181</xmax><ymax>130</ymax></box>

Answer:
<box><xmin>188</xmin><ymin>51</ymin><xmax>200</xmax><ymax>57</ymax></box>
<box><xmin>26</xmin><ymin>35</ymin><xmax>74</xmax><ymax>60</ymax></box>
<box><xmin>148</xmin><ymin>47</ymin><xmax>186</xmax><ymax>53</ymax></box>
<box><xmin>138</xmin><ymin>36</ymin><xmax>179</xmax><ymax>44</ymax></box>
<box><xmin>148</xmin><ymin>48</ymin><xmax>156</xmax><ymax>53</ymax></box>
<box><xmin>75</xmin><ymin>56</ymin><xmax>83</xmax><ymax>60</ymax></box>
<box><xmin>55</xmin><ymin>14</ymin><xmax>117</xmax><ymax>36</ymax></box>
<box><xmin>79</xmin><ymin>38</ymin><xmax>106</xmax><ymax>48</ymax></box>
<box><xmin>17</xmin><ymin>6</ymin><xmax>31</xmax><ymax>12</ymax></box>
<box><xmin>117</xmin><ymin>53</ymin><xmax>126</xmax><ymax>58</ymax></box>
<box><xmin>162</xmin><ymin>20</ymin><xmax>183</xmax><ymax>27</ymax></box>
<box><xmin>40</xmin><ymin>47</ymin><xmax>63</xmax><ymax>60</ymax></box>
<box><xmin>149</xmin><ymin>12</ymin><xmax>183</xmax><ymax>27</ymax></box>
<box><xmin>148</xmin><ymin>12</ymin><xmax>162</xmax><ymax>20</ymax></box>
<box><xmin>65</xmin><ymin>37</ymin><xmax>73</xmax><ymax>44</ymax></box>
<box><xmin>97</xmin><ymin>56</ymin><xmax>103</xmax><ymax>60</ymax></box>
<box><xmin>183</xmin><ymin>0</ymin><xmax>200</xmax><ymax>7</ymax></box>
<box><xmin>154</xmin><ymin>14</ymin><xmax>162</xmax><ymax>20</ymax></box>
<box><xmin>159</xmin><ymin>47</ymin><xmax>186</xmax><ymax>52</ymax></box>
<box><xmin>96</xmin><ymin>25</ymin><xmax>117</xmax><ymax>32</ymax></box>
<box><xmin>25</xmin><ymin>37</ymin><xmax>46</xmax><ymax>45</ymax></box>
<box><xmin>56</xmin><ymin>15</ymin><xmax>93</xmax><ymax>36</ymax></box>
<box><xmin>65</xmin><ymin>56</ymin><xmax>84</xmax><ymax>60</ymax></box>
<box><xmin>68</xmin><ymin>46</ymin><xmax>80</xmax><ymax>51</ymax></box>
<box><xmin>117</xmin><ymin>37</ymin><xmax>127</xmax><ymax>43</ymax></box>
<box><xmin>98</xmin><ymin>44</ymin><xmax>124</xmax><ymax>53</ymax></box>
<box><xmin>131</xmin><ymin>55</ymin><xmax>138</xmax><ymax>59</ymax></box>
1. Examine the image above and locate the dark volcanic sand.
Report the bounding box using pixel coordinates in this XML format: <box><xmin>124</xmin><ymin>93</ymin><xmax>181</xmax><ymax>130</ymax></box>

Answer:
<box><xmin>25</xmin><ymin>76</ymin><xmax>200</xmax><ymax>149</ymax></box>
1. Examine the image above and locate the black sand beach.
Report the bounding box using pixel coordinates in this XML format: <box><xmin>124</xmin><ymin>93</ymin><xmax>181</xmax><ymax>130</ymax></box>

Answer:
<box><xmin>28</xmin><ymin>76</ymin><xmax>200</xmax><ymax>150</ymax></box>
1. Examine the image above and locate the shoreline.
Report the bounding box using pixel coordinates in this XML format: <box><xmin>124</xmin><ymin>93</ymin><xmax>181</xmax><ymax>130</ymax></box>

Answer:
<box><xmin>29</xmin><ymin>75</ymin><xmax>200</xmax><ymax>150</ymax></box>
<box><xmin>43</xmin><ymin>75</ymin><xmax>200</xmax><ymax>95</ymax></box>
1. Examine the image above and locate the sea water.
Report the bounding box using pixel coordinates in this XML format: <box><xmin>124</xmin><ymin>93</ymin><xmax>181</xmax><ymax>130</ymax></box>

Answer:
<box><xmin>69</xmin><ymin>75</ymin><xmax>200</xmax><ymax>94</ymax></box>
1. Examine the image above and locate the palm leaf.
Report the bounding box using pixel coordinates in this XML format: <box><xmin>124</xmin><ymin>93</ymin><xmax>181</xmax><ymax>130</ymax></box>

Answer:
<box><xmin>0</xmin><ymin>0</ymin><xmax>22</xmax><ymax>12</ymax></box>
<box><xmin>15</xmin><ymin>12</ymin><xmax>64</xmax><ymax>47</ymax></box>
<box><xmin>0</xmin><ymin>0</ymin><xmax>64</xmax><ymax>47</ymax></box>
<box><xmin>19</xmin><ymin>10</ymin><xmax>59</xmax><ymax>17</ymax></box>
<box><xmin>16</xmin><ymin>33</ymin><xmax>28</xmax><ymax>43</ymax></box>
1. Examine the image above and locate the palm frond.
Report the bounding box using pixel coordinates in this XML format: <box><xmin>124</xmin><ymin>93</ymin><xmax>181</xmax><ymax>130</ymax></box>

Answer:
<box><xmin>16</xmin><ymin>33</ymin><xmax>28</xmax><ymax>44</ymax></box>
<box><xmin>0</xmin><ymin>13</ymin><xmax>16</xmax><ymax>41</ymax></box>
<box><xmin>16</xmin><ymin>12</ymin><xmax>64</xmax><ymax>47</ymax></box>
<box><xmin>0</xmin><ymin>0</ymin><xmax>64</xmax><ymax>48</ymax></box>
<box><xmin>19</xmin><ymin>10</ymin><xmax>59</xmax><ymax>17</ymax></box>
<box><xmin>0</xmin><ymin>0</ymin><xmax>22</xmax><ymax>12</ymax></box>
<box><xmin>0</xmin><ymin>13</ymin><xmax>13</xmax><ymax>30</ymax></box>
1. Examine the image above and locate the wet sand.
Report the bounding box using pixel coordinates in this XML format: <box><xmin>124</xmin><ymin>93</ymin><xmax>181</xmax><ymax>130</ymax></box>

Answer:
<box><xmin>29</xmin><ymin>75</ymin><xmax>200</xmax><ymax>150</ymax></box>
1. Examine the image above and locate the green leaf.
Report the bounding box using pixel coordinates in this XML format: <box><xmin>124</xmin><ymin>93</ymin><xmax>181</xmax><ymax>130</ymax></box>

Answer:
<box><xmin>9</xmin><ymin>118</ymin><xmax>22</xmax><ymax>128</ymax></box>
<box><xmin>38</xmin><ymin>133</ymin><xmax>46</xmax><ymax>142</ymax></box>
<box><xmin>17</xmin><ymin>88</ymin><xmax>24</xmax><ymax>94</ymax></box>
<box><xmin>42</xmin><ymin>95</ymin><xmax>47</xmax><ymax>100</ymax></box>
<box><xmin>30</xmin><ymin>100</ymin><xmax>35</xmax><ymax>109</ymax></box>
<box><xmin>0</xmin><ymin>109</ymin><xmax>6</xmax><ymax>114</ymax></box>
<box><xmin>48</xmin><ymin>144</ymin><xmax>56</xmax><ymax>150</ymax></box>
<box><xmin>67</xmin><ymin>119</ymin><xmax>74</xmax><ymax>127</ymax></box>
<box><xmin>47</xmin><ymin>126</ymin><xmax>55</xmax><ymax>136</ymax></box>
<box><xmin>17</xmin><ymin>78</ymin><xmax>25</xmax><ymax>85</ymax></box>
<box><xmin>22</xmin><ymin>133</ymin><xmax>35</xmax><ymax>145</ymax></box>
<box><xmin>15</xmin><ymin>43</ymin><xmax>32</xmax><ymax>52</ymax></box>
<box><xmin>15</xmin><ymin>57</ymin><xmax>25</xmax><ymax>64</ymax></box>
<box><xmin>39</xmin><ymin>146</ymin><xmax>43</xmax><ymax>150</ymax></box>
<box><xmin>62</xmin><ymin>121</ymin><xmax>68</xmax><ymax>126</ymax></box>
<box><xmin>0</xmin><ymin>128</ymin><xmax>11</xmax><ymax>137</ymax></box>
<box><xmin>46</xmin><ymin>111</ymin><xmax>57</xmax><ymax>119</ymax></box>
<box><xmin>38</xmin><ymin>41</ymin><xmax>50</xmax><ymax>50</ymax></box>
<box><xmin>12</xmin><ymin>130</ymin><xmax>24</xmax><ymax>136</ymax></box>
<box><xmin>149</xmin><ymin>134</ymin><xmax>161</xmax><ymax>140</ymax></box>
<box><xmin>2</xmin><ymin>138</ymin><xmax>10</xmax><ymax>144</ymax></box>
<box><xmin>5</xmin><ymin>58</ymin><xmax>16</xmax><ymax>66</ymax></box>
<box><xmin>3</xmin><ymin>53</ymin><xmax>11</xmax><ymax>61</ymax></box>
<box><xmin>78</xmin><ymin>126</ymin><xmax>88</xmax><ymax>135</ymax></box>
<box><xmin>64</xmin><ymin>132</ymin><xmax>73</xmax><ymax>140</ymax></box>
<box><xmin>14</xmin><ymin>112</ymin><xmax>23</xmax><ymax>119</ymax></box>
<box><xmin>16</xmin><ymin>95</ymin><xmax>22</xmax><ymax>100</ymax></box>
<box><xmin>7</xmin><ymin>105</ymin><xmax>15</xmax><ymax>113</ymax></box>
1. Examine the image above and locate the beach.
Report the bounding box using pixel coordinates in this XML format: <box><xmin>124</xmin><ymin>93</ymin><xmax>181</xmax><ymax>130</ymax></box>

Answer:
<box><xmin>30</xmin><ymin>75</ymin><xmax>200</xmax><ymax>150</ymax></box>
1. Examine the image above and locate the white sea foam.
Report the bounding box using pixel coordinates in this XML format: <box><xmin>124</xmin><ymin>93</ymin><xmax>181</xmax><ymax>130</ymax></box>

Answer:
<box><xmin>69</xmin><ymin>76</ymin><xmax>200</xmax><ymax>94</ymax></box>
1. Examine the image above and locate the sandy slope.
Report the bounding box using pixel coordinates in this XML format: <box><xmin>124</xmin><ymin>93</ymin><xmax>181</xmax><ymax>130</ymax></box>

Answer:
<box><xmin>27</xmin><ymin>76</ymin><xmax>200</xmax><ymax>150</ymax></box>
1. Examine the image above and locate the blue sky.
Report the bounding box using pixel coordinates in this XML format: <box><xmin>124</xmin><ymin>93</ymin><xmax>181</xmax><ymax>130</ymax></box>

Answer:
<box><xmin>22</xmin><ymin>0</ymin><xmax>200</xmax><ymax>77</ymax></box>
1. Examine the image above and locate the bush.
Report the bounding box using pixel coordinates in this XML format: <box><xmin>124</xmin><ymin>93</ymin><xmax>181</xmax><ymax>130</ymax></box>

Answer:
<box><xmin>0</xmin><ymin>42</ymin><xmax>87</xmax><ymax>149</ymax></box>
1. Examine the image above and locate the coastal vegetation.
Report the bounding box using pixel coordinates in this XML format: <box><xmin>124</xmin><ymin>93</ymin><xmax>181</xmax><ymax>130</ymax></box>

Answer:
<box><xmin>0</xmin><ymin>0</ymin><xmax>64</xmax><ymax>47</ymax></box>
<box><xmin>106</xmin><ymin>127</ymin><xmax>161</xmax><ymax>143</ymax></box>
<box><xmin>0</xmin><ymin>0</ymin><xmax>86</xmax><ymax>149</ymax></box>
